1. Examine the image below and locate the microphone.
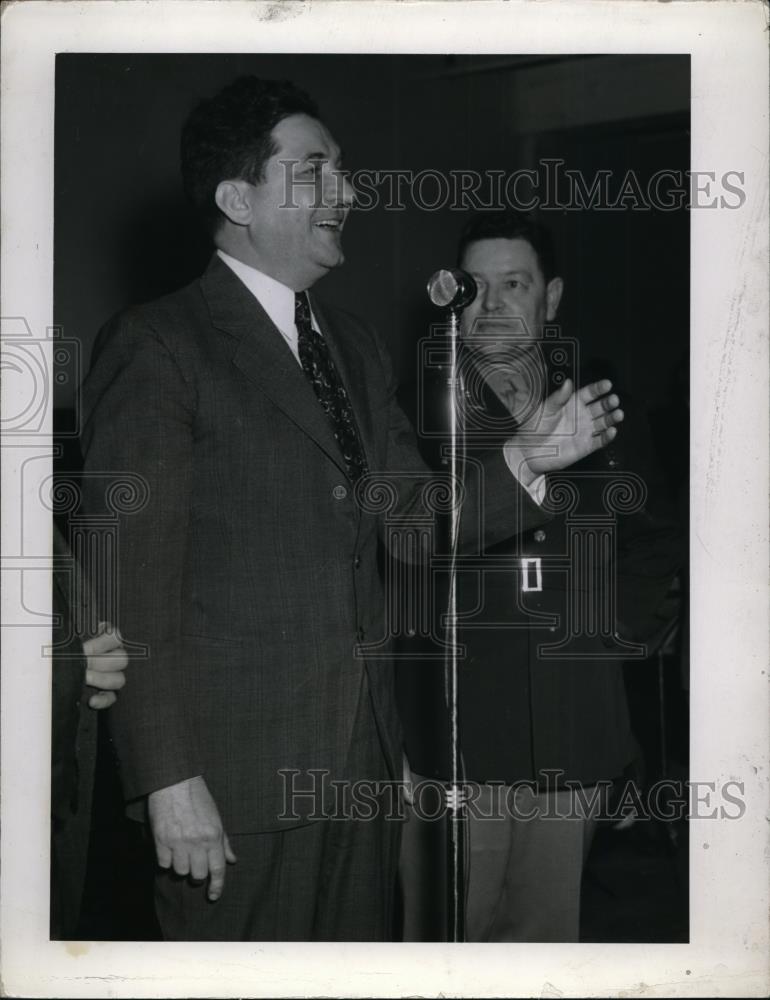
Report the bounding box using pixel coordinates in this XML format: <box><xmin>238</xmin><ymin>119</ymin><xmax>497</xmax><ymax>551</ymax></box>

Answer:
<box><xmin>427</xmin><ymin>268</ymin><xmax>477</xmax><ymax>312</ymax></box>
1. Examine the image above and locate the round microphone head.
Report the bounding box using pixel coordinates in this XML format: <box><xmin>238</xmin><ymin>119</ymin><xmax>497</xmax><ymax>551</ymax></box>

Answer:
<box><xmin>427</xmin><ymin>268</ymin><xmax>477</xmax><ymax>311</ymax></box>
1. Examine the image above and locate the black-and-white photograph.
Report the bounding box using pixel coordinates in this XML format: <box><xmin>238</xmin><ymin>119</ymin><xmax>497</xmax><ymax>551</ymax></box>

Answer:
<box><xmin>1</xmin><ymin>2</ymin><xmax>767</xmax><ymax>997</ymax></box>
<box><xmin>50</xmin><ymin>50</ymin><xmax>691</xmax><ymax>945</ymax></box>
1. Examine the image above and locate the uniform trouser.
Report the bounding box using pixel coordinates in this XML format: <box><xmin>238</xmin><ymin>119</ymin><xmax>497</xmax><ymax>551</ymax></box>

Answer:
<box><xmin>400</xmin><ymin>781</ymin><xmax>596</xmax><ymax>942</ymax></box>
<box><xmin>154</xmin><ymin>675</ymin><xmax>401</xmax><ymax>941</ymax></box>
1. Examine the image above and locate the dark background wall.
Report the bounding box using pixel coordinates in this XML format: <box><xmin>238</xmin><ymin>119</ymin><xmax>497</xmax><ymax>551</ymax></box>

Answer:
<box><xmin>55</xmin><ymin>53</ymin><xmax>689</xmax><ymax>421</ymax></box>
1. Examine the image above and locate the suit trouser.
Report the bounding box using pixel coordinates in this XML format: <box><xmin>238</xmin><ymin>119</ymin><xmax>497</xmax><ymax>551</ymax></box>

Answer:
<box><xmin>154</xmin><ymin>674</ymin><xmax>401</xmax><ymax>941</ymax></box>
<box><xmin>400</xmin><ymin>781</ymin><xmax>596</xmax><ymax>942</ymax></box>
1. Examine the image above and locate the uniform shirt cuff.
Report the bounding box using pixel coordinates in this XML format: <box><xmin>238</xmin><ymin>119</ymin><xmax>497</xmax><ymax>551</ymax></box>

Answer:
<box><xmin>502</xmin><ymin>441</ymin><xmax>547</xmax><ymax>506</ymax></box>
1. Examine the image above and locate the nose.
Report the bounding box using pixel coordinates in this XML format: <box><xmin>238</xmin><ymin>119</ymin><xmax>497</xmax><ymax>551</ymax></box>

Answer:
<box><xmin>338</xmin><ymin>170</ymin><xmax>355</xmax><ymax>209</ymax></box>
<box><xmin>481</xmin><ymin>285</ymin><xmax>502</xmax><ymax>313</ymax></box>
<box><xmin>325</xmin><ymin>167</ymin><xmax>355</xmax><ymax>209</ymax></box>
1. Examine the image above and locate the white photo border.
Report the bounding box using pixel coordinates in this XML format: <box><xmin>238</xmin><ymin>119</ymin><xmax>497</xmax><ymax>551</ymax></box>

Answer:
<box><xmin>1</xmin><ymin>1</ymin><xmax>768</xmax><ymax>997</ymax></box>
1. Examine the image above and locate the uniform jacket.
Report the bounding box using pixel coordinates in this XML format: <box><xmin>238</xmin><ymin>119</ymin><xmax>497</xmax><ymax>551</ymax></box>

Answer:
<box><xmin>398</xmin><ymin>352</ymin><xmax>683</xmax><ymax>787</ymax></box>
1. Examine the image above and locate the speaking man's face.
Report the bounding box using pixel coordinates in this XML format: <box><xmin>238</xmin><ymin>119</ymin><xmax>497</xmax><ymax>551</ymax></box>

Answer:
<box><xmin>236</xmin><ymin>113</ymin><xmax>354</xmax><ymax>291</ymax></box>
<box><xmin>459</xmin><ymin>237</ymin><xmax>563</xmax><ymax>362</ymax></box>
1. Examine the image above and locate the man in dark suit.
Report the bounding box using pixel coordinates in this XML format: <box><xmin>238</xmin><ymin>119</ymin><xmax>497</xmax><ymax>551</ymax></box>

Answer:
<box><xmin>80</xmin><ymin>79</ymin><xmax>623</xmax><ymax>941</ymax></box>
<box><xmin>398</xmin><ymin>210</ymin><xmax>682</xmax><ymax>942</ymax></box>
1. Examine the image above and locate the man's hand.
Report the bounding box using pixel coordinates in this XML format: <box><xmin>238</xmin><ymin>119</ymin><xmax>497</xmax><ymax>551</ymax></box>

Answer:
<box><xmin>83</xmin><ymin>621</ymin><xmax>129</xmax><ymax>710</ymax></box>
<box><xmin>147</xmin><ymin>775</ymin><xmax>237</xmax><ymax>902</ymax></box>
<box><xmin>514</xmin><ymin>378</ymin><xmax>623</xmax><ymax>474</ymax></box>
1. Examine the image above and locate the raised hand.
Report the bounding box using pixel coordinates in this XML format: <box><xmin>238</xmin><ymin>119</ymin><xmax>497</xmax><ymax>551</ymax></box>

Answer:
<box><xmin>513</xmin><ymin>378</ymin><xmax>623</xmax><ymax>474</ymax></box>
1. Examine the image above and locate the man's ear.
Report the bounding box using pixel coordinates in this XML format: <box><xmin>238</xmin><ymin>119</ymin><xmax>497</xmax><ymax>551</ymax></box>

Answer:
<box><xmin>214</xmin><ymin>180</ymin><xmax>253</xmax><ymax>226</ymax></box>
<box><xmin>545</xmin><ymin>276</ymin><xmax>564</xmax><ymax>322</ymax></box>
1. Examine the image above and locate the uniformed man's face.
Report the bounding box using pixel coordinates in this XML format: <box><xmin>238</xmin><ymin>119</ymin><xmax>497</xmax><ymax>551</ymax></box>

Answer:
<box><xmin>459</xmin><ymin>237</ymin><xmax>563</xmax><ymax>360</ymax></box>
<box><xmin>218</xmin><ymin>113</ymin><xmax>354</xmax><ymax>291</ymax></box>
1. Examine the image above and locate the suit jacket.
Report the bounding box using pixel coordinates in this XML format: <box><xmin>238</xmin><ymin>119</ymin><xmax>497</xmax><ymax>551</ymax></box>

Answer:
<box><xmin>80</xmin><ymin>255</ymin><xmax>547</xmax><ymax>834</ymax></box>
<box><xmin>398</xmin><ymin>356</ymin><xmax>683</xmax><ymax>787</ymax></box>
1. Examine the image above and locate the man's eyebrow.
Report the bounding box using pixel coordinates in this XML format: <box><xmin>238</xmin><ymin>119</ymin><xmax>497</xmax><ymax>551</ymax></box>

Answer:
<box><xmin>500</xmin><ymin>269</ymin><xmax>533</xmax><ymax>280</ymax></box>
<box><xmin>469</xmin><ymin>269</ymin><xmax>533</xmax><ymax>280</ymax></box>
<box><xmin>306</xmin><ymin>147</ymin><xmax>345</xmax><ymax>165</ymax></box>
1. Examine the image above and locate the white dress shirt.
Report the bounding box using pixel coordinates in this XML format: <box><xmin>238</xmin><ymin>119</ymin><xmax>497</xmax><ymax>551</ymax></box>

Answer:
<box><xmin>217</xmin><ymin>248</ymin><xmax>310</xmax><ymax>362</ymax></box>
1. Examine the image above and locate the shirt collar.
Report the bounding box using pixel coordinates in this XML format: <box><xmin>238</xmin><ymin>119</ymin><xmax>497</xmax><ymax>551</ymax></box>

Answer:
<box><xmin>216</xmin><ymin>249</ymin><xmax>297</xmax><ymax>341</ymax></box>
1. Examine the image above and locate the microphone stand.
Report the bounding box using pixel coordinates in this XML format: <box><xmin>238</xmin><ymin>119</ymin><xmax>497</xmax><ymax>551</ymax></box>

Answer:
<box><xmin>445</xmin><ymin>304</ymin><xmax>466</xmax><ymax>944</ymax></box>
<box><xmin>426</xmin><ymin>267</ymin><xmax>476</xmax><ymax>943</ymax></box>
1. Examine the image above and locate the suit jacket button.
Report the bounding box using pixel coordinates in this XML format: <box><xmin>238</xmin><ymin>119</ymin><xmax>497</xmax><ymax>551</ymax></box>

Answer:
<box><xmin>333</xmin><ymin>485</ymin><xmax>348</xmax><ymax>500</ymax></box>
<box><xmin>354</xmin><ymin>556</ymin><xmax>361</xmax><ymax>569</ymax></box>
<box><xmin>534</xmin><ymin>529</ymin><xmax>546</xmax><ymax>543</ymax></box>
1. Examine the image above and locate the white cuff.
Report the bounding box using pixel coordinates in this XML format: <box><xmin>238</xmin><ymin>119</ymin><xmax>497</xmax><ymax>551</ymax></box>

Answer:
<box><xmin>525</xmin><ymin>473</ymin><xmax>547</xmax><ymax>505</ymax></box>
<box><xmin>503</xmin><ymin>442</ymin><xmax>547</xmax><ymax>506</ymax></box>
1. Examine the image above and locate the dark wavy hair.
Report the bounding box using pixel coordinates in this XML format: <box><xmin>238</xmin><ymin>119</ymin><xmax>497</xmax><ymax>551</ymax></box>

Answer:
<box><xmin>180</xmin><ymin>76</ymin><xmax>319</xmax><ymax>235</ymax></box>
<box><xmin>457</xmin><ymin>210</ymin><xmax>558</xmax><ymax>283</ymax></box>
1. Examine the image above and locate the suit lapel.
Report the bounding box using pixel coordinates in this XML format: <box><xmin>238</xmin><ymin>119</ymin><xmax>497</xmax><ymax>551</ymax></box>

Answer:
<box><xmin>200</xmin><ymin>256</ymin><xmax>348</xmax><ymax>477</ymax></box>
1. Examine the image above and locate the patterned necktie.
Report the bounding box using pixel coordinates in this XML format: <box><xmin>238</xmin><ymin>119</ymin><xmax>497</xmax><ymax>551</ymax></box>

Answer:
<box><xmin>295</xmin><ymin>291</ymin><xmax>368</xmax><ymax>483</ymax></box>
